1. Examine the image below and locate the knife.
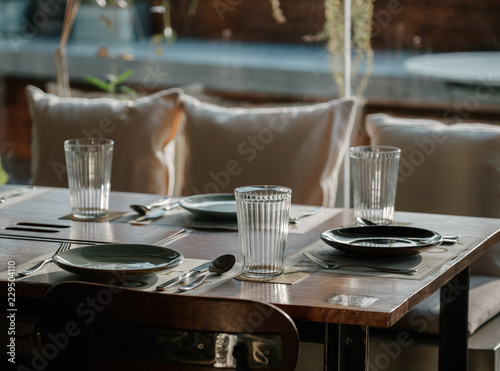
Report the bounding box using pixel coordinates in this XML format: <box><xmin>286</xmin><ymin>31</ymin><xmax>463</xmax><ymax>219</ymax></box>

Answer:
<box><xmin>0</xmin><ymin>186</ymin><xmax>35</xmax><ymax>203</ymax></box>
<box><xmin>156</xmin><ymin>261</ymin><xmax>211</xmax><ymax>291</ymax></box>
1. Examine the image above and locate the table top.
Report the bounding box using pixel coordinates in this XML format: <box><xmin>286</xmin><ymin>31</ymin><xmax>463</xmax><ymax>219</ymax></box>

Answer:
<box><xmin>2</xmin><ymin>185</ymin><xmax>500</xmax><ymax>329</ymax></box>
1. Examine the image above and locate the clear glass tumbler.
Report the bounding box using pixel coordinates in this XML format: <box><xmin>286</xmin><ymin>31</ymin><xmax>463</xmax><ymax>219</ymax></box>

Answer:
<box><xmin>235</xmin><ymin>185</ymin><xmax>292</xmax><ymax>278</ymax></box>
<box><xmin>350</xmin><ymin>146</ymin><xmax>401</xmax><ymax>225</ymax></box>
<box><xmin>64</xmin><ymin>138</ymin><xmax>114</xmax><ymax>219</ymax></box>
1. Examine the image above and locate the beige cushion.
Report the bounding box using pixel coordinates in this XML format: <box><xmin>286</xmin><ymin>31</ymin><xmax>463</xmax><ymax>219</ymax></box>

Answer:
<box><xmin>365</xmin><ymin>113</ymin><xmax>500</xmax><ymax>277</ymax></box>
<box><xmin>174</xmin><ymin>94</ymin><xmax>359</xmax><ymax>207</ymax></box>
<box><xmin>392</xmin><ymin>275</ymin><xmax>500</xmax><ymax>335</ymax></box>
<box><xmin>26</xmin><ymin>85</ymin><xmax>183</xmax><ymax>194</ymax></box>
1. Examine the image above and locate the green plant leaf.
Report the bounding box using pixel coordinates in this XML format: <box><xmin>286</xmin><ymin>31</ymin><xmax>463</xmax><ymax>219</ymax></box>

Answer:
<box><xmin>114</xmin><ymin>69</ymin><xmax>134</xmax><ymax>85</ymax></box>
<box><xmin>85</xmin><ymin>76</ymin><xmax>111</xmax><ymax>93</ymax></box>
<box><xmin>0</xmin><ymin>156</ymin><xmax>9</xmax><ymax>185</ymax></box>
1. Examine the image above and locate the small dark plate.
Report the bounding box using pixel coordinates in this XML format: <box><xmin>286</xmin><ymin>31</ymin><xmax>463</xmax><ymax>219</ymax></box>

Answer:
<box><xmin>320</xmin><ymin>226</ymin><xmax>443</xmax><ymax>258</ymax></box>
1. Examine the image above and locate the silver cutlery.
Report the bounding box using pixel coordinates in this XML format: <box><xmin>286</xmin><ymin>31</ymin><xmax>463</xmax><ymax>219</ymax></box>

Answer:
<box><xmin>355</xmin><ymin>216</ymin><xmax>378</xmax><ymax>226</ymax></box>
<box><xmin>0</xmin><ymin>234</ymin><xmax>110</xmax><ymax>245</ymax></box>
<box><xmin>178</xmin><ymin>254</ymin><xmax>236</xmax><ymax>292</ymax></box>
<box><xmin>156</xmin><ymin>260</ymin><xmax>212</xmax><ymax>291</ymax></box>
<box><xmin>130</xmin><ymin>197</ymin><xmax>171</xmax><ymax>215</ymax></box>
<box><xmin>18</xmin><ymin>241</ymin><xmax>72</xmax><ymax>276</ymax></box>
<box><xmin>130</xmin><ymin>202</ymin><xmax>181</xmax><ymax>224</ymax></box>
<box><xmin>154</xmin><ymin>229</ymin><xmax>190</xmax><ymax>247</ymax></box>
<box><xmin>289</xmin><ymin>206</ymin><xmax>322</xmax><ymax>224</ymax></box>
<box><xmin>0</xmin><ymin>186</ymin><xmax>35</xmax><ymax>203</ymax></box>
<box><xmin>303</xmin><ymin>251</ymin><xmax>417</xmax><ymax>274</ymax></box>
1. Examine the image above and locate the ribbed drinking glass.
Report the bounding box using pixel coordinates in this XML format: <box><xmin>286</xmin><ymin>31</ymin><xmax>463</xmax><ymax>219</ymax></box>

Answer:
<box><xmin>64</xmin><ymin>138</ymin><xmax>114</xmax><ymax>219</ymax></box>
<box><xmin>350</xmin><ymin>146</ymin><xmax>401</xmax><ymax>225</ymax></box>
<box><xmin>235</xmin><ymin>185</ymin><xmax>291</xmax><ymax>278</ymax></box>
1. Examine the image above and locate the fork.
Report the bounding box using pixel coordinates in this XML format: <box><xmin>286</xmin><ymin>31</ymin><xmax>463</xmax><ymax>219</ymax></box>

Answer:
<box><xmin>18</xmin><ymin>241</ymin><xmax>72</xmax><ymax>276</ymax></box>
<box><xmin>289</xmin><ymin>206</ymin><xmax>323</xmax><ymax>224</ymax></box>
<box><xmin>302</xmin><ymin>252</ymin><xmax>417</xmax><ymax>275</ymax></box>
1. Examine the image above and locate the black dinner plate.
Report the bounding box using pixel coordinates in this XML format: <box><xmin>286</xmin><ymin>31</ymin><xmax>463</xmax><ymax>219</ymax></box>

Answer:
<box><xmin>320</xmin><ymin>226</ymin><xmax>443</xmax><ymax>258</ymax></box>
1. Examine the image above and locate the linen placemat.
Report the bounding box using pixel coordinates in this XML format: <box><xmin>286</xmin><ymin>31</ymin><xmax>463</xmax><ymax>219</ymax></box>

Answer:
<box><xmin>5</xmin><ymin>255</ymin><xmax>241</xmax><ymax>297</ymax></box>
<box><xmin>2</xmin><ymin>232</ymin><xmax>237</xmax><ymax>297</ymax></box>
<box><xmin>287</xmin><ymin>236</ymin><xmax>479</xmax><ymax>280</ymax></box>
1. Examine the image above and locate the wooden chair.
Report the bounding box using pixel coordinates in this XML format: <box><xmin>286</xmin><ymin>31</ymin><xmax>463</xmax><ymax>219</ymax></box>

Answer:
<box><xmin>39</xmin><ymin>281</ymin><xmax>300</xmax><ymax>371</ymax></box>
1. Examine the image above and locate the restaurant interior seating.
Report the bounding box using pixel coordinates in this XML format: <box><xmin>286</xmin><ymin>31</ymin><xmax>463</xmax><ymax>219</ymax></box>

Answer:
<box><xmin>26</xmin><ymin>85</ymin><xmax>359</xmax><ymax>208</ymax></box>
<box><xmin>170</xmin><ymin>94</ymin><xmax>360</xmax><ymax>207</ymax></box>
<box><xmin>365</xmin><ymin>113</ymin><xmax>500</xmax><ymax>371</ymax></box>
<box><xmin>40</xmin><ymin>281</ymin><xmax>300</xmax><ymax>371</ymax></box>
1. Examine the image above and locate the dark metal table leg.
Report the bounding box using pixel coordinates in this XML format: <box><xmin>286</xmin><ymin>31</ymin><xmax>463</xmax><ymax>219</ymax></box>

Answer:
<box><xmin>324</xmin><ymin>323</ymin><xmax>339</xmax><ymax>371</ymax></box>
<box><xmin>338</xmin><ymin>324</ymin><xmax>369</xmax><ymax>371</ymax></box>
<box><xmin>439</xmin><ymin>266</ymin><xmax>470</xmax><ymax>371</ymax></box>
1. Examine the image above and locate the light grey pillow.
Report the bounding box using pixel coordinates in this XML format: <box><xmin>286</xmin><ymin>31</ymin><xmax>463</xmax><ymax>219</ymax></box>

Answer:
<box><xmin>174</xmin><ymin>94</ymin><xmax>359</xmax><ymax>207</ymax></box>
<box><xmin>26</xmin><ymin>85</ymin><xmax>183</xmax><ymax>194</ymax></box>
<box><xmin>366</xmin><ymin>113</ymin><xmax>500</xmax><ymax>277</ymax></box>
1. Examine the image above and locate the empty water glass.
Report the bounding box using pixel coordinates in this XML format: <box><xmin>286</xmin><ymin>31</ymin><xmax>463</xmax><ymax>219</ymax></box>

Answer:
<box><xmin>64</xmin><ymin>138</ymin><xmax>114</xmax><ymax>219</ymax></box>
<box><xmin>235</xmin><ymin>185</ymin><xmax>291</xmax><ymax>278</ymax></box>
<box><xmin>350</xmin><ymin>146</ymin><xmax>401</xmax><ymax>225</ymax></box>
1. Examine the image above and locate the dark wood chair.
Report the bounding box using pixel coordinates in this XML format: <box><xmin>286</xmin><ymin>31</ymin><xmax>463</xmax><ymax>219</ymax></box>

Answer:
<box><xmin>39</xmin><ymin>281</ymin><xmax>300</xmax><ymax>371</ymax></box>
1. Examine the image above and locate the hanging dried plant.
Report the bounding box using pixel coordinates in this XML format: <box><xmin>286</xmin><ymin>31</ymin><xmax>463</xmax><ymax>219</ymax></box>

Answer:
<box><xmin>324</xmin><ymin>0</ymin><xmax>374</xmax><ymax>97</ymax></box>
<box><xmin>269</xmin><ymin>0</ymin><xmax>286</xmax><ymax>24</ymax></box>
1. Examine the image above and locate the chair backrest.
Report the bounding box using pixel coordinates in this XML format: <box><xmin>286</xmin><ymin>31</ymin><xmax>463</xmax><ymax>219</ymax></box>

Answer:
<box><xmin>40</xmin><ymin>281</ymin><xmax>300</xmax><ymax>371</ymax></box>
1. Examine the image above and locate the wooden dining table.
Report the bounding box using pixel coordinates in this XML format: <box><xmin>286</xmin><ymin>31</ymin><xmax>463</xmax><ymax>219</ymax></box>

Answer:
<box><xmin>2</xmin><ymin>185</ymin><xmax>500</xmax><ymax>371</ymax></box>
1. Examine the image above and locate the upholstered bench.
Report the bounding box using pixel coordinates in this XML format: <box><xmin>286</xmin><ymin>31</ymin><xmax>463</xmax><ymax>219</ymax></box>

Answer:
<box><xmin>366</xmin><ymin>113</ymin><xmax>500</xmax><ymax>371</ymax></box>
<box><xmin>26</xmin><ymin>86</ymin><xmax>360</xmax><ymax>207</ymax></box>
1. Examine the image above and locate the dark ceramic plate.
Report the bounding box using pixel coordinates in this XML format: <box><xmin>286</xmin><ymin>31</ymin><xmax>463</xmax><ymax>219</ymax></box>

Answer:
<box><xmin>179</xmin><ymin>193</ymin><xmax>236</xmax><ymax>218</ymax></box>
<box><xmin>53</xmin><ymin>244</ymin><xmax>183</xmax><ymax>279</ymax></box>
<box><xmin>320</xmin><ymin>226</ymin><xmax>442</xmax><ymax>258</ymax></box>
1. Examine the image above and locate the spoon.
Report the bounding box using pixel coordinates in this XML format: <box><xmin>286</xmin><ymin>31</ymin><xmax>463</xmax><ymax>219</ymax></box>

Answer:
<box><xmin>130</xmin><ymin>202</ymin><xmax>181</xmax><ymax>224</ymax></box>
<box><xmin>355</xmin><ymin>216</ymin><xmax>460</xmax><ymax>244</ymax></box>
<box><xmin>355</xmin><ymin>216</ymin><xmax>378</xmax><ymax>226</ymax></box>
<box><xmin>130</xmin><ymin>197</ymin><xmax>171</xmax><ymax>216</ymax></box>
<box><xmin>178</xmin><ymin>254</ymin><xmax>236</xmax><ymax>292</ymax></box>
